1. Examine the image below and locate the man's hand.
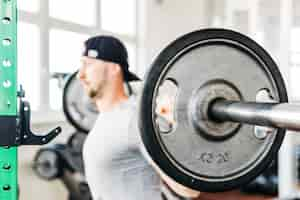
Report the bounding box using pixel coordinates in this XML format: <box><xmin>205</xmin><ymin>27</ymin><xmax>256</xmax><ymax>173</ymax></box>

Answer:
<box><xmin>152</xmin><ymin>92</ymin><xmax>201</xmax><ymax>198</ymax></box>
<box><xmin>150</xmin><ymin>158</ymin><xmax>201</xmax><ymax>199</ymax></box>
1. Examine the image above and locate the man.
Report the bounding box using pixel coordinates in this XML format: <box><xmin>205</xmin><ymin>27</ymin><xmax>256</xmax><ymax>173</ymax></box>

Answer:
<box><xmin>78</xmin><ymin>35</ymin><xmax>200</xmax><ymax>200</ymax></box>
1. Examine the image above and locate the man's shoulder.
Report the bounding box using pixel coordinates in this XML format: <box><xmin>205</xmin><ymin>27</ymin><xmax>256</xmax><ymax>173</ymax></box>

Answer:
<box><xmin>98</xmin><ymin>97</ymin><xmax>138</xmax><ymax>121</ymax></box>
<box><xmin>119</xmin><ymin>96</ymin><xmax>139</xmax><ymax>112</ymax></box>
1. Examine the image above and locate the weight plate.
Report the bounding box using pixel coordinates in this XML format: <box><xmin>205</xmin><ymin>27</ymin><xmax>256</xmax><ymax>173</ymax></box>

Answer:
<box><xmin>33</xmin><ymin>148</ymin><xmax>63</xmax><ymax>180</ymax></box>
<box><xmin>67</xmin><ymin>131</ymin><xmax>86</xmax><ymax>154</ymax></box>
<box><xmin>67</xmin><ymin>132</ymin><xmax>86</xmax><ymax>173</ymax></box>
<box><xmin>139</xmin><ymin>29</ymin><xmax>287</xmax><ymax>192</ymax></box>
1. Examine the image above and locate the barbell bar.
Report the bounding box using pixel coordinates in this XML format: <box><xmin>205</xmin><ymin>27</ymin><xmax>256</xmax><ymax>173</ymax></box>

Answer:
<box><xmin>210</xmin><ymin>100</ymin><xmax>300</xmax><ymax>132</ymax></box>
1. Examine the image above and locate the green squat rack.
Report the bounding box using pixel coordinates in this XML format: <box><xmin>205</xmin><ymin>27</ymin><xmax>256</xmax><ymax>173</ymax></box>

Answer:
<box><xmin>0</xmin><ymin>1</ymin><xmax>61</xmax><ymax>199</ymax></box>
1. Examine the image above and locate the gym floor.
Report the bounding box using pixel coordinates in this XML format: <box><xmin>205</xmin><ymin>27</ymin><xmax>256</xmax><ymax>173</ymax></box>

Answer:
<box><xmin>18</xmin><ymin>122</ymin><xmax>75</xmax><ymax>200</ymax></box>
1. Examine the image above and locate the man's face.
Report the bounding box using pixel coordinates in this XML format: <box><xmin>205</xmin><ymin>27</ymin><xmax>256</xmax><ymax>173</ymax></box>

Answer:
<box><xmin>78</xmin><ymin>56</ymin><xmax>109</xmax><ymax>99</ymax></box>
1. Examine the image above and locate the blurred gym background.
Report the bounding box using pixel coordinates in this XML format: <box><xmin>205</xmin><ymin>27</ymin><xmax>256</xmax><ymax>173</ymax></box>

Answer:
<box><xmin>17</xmin><ymin>0</ymin><xmax>300</xmax><ymax>199</ymax></box>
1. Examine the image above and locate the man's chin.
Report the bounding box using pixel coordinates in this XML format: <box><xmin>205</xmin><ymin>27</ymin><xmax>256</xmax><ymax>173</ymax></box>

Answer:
<box><xmin>81</xmin><ymin>86</ymin><xmax>95</xmax><ymax>99</ymax></box>
<box><xmin>88</xmin><ymin>89</ymin><xmax>99</xmax><ymax>99</ymax></box>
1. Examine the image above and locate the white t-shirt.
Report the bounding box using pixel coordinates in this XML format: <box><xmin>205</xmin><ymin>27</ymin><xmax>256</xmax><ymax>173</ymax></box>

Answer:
<box><xmin>83</xmin><ymin>96</ymin><xmax>162</xmax><ymax>200</ymax></box>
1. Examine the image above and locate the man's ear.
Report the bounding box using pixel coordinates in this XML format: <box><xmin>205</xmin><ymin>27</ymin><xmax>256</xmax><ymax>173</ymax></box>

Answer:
<box><xmin>110</xmin><ymin>63</ymin><xmax>122</xmax><ymax>75</ymax></box>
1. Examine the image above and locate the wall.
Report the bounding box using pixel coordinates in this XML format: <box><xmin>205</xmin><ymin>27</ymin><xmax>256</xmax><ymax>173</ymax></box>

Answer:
<box><xmin>137</xmin><ymin>0</ymin><xmax>208</xmax><ymax>76</ymax></box>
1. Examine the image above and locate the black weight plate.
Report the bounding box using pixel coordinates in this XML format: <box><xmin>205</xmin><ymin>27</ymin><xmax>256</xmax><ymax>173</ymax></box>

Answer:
<box><xmin>33</xmin><ymin>147</ymin><xmax>63</xmax><ymax>180</ymax></box>
<box><xmin>139</xmin><ymin>28</ymin><xmax>287</xmax><ymax>192</ymax></box>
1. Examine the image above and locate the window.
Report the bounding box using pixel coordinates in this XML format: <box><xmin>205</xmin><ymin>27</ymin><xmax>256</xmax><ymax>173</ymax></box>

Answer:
<box><xmin>49</xmin><ymin>0</ymin><xmax>96</xmax><ymax>26</ymax></box>
<box><xmin>257</xmin><ymin>0</ymin><xmax>281</xmax><ymax>62</ymax></box>
<box><xmin>17</xmin><ymin>22</ymin><xmax>40</xmax><ymax>110</ymax></box>
<box><xmin>49</xmin><ymin>29</ymin><xmax>89</xmax><ymax>73</ymax></box>
<box><xmin>290</xmin><ymin>28</ymin><xmax>300</xmax><ymax>67</ymax></box>
<box><xmin>290</xmin><ymin>67</ymin><xmax>300</xmax><ymax>99</ymax></box>
<box><xmin>49</xmin><ymin>29</ymin><xmax>89</xmax><ymax>110</ymax></box>
<box><xmin>290</xmin><ymin>0</ymin><xmax>300</xmax><ymax>99</ymax></box>
<box><xmin>101</xmin><ymin>0</ymin><xmax>136</xmax><ymax>36</ymax></box>
<box><xmin>18</xmin><ymin>0</ymin><xmax>138</xmax><ymax>121</ymax></box>
<box><xmin>18</xmin><ymin>0</ymin><xmax>39</xmax><ymax>12</ymax></box>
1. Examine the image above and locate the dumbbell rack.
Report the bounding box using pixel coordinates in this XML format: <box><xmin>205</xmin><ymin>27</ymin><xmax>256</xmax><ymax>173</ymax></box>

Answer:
<box><xmin>0</xmin><ymin>0</ymin><xmax>18</xmax><ymax>199</ymax></box>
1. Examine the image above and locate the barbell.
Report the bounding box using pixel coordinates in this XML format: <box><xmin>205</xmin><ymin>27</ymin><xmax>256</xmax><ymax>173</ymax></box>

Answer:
<box><xmin>61</xmin><ymin>28</ymin><xmax>297</xmax><ymax>192</ymax></box>
<box><xmin>139</xmin><ymin>28</ymin><xmax>292</xmax><ymax>192</ymax></box>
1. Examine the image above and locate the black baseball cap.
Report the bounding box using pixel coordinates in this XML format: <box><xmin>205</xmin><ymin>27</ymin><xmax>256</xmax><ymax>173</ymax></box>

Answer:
<box><xmin>82</xmin><ymin>35</ymin><xmax>140</xmax><ymax>82</ymax></box>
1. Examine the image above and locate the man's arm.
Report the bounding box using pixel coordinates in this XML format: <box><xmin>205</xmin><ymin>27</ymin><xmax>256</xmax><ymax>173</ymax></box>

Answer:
<box><xmin>149</xmin><ymin>154</ymin><xmax>201</xmax><ymax>199</ymax></box>
<box><xmin>138</xmin><ymin>140</ymin><xmax>200</xmax><ymax>199</ymax></box>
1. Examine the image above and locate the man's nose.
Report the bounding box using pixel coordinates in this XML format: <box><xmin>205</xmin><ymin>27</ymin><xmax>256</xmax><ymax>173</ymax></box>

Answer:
<box><xmin>77</xmin><ymin>66</ymin><xmax>86</xmax><ymax>81</ymax></box>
